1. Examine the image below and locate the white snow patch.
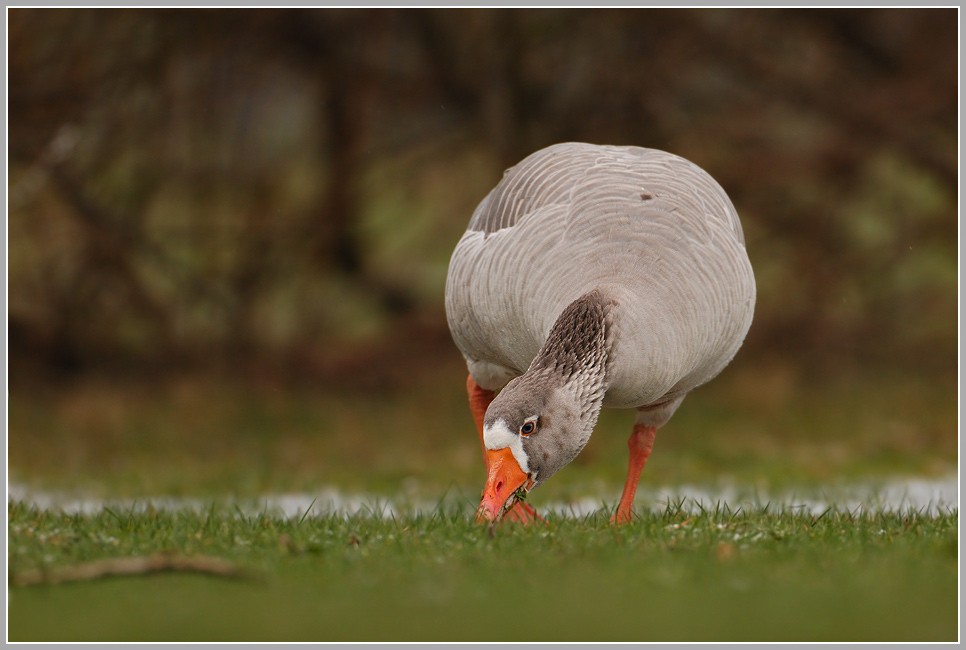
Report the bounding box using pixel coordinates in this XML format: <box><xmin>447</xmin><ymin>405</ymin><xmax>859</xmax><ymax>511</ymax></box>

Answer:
<box><xmin>8</xmin><ymin>475</ymin><xmax>957</xmax><ymax>519</ymax></box>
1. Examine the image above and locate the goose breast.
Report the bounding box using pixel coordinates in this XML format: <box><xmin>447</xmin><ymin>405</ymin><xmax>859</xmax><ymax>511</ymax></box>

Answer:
<box><xmin>444</xmin><ymin>142</ymin><xmax>756</xmax><ymax>409</ymax></box>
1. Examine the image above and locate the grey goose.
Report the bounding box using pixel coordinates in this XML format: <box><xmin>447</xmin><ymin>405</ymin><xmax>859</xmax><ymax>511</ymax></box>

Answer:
<box><xmin>444</xmin><ymin>142</ymin><xmax>756</xmax><ymax>524</ymax></box>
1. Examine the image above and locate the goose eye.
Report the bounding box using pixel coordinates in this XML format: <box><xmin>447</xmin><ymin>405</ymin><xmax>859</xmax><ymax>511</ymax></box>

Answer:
<box><xmin>520</xmin><ymin>421</ymin><xmax>536</xmax><ymax>436</ymax></box>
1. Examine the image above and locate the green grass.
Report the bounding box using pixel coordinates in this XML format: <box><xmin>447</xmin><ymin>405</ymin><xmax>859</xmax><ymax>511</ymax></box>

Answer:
<box><xmin>8</xmin><ymin>358</ymin><xmax>958</xmax><ymax>641</ymax></box>
<box><xmin>7</xmin><ymin>500</ymin><xmax>958</xmax><ymax>642</ymax></box>
<box><xmin>7</xmin><ymin>357</ymin><xmax>958</xmax><ymax>502</ymax></box>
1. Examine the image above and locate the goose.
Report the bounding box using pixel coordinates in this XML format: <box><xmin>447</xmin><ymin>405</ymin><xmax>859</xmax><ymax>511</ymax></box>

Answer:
<box><xmin>444</xmin><ymin>142</ymin><xmax>755</xmax><ymax>524</ymax></box>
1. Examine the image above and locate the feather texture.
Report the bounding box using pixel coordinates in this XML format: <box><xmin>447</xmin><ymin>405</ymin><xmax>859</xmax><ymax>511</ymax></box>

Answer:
<box><xmin>445</xmin><ymin>142</ymin><xmax>755</xmax><ymax>410</ymax></box>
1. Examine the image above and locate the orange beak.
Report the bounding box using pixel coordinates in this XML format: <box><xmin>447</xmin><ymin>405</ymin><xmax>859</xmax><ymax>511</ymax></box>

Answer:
<box><xmin>476</xmin><ymin>447</ymin><xmax>532</xmax><ymax>522</ymax></box>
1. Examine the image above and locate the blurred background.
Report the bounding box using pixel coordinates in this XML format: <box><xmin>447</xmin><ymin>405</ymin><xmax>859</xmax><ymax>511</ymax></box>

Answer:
<box><xmin>7</xmin><ymin>8</ymin><xmax>958</xmax><ymax>501</ymax></box>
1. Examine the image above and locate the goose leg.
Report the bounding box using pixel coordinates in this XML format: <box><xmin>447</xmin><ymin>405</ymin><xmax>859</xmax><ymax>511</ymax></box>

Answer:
<box><xmin>466</xmin><ymin>374</ymin><xmax>543</xmax><ymax>524</ymax></box>
<box><xmin>610</xmin><ymin>424</ymin><xmax>657</xmax><ymax>525</ymax></box>
<box><xmin>466</xmin><ymin>374</ymin><xmax>495</xmax><ymax>465</ymax></box>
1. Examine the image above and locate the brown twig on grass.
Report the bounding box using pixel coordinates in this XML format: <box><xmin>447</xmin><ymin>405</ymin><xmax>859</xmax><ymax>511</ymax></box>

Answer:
<box><xmin>9</xmin><ymin>554</ymin><xmax>252</xmax><ymax>588</ymax></box>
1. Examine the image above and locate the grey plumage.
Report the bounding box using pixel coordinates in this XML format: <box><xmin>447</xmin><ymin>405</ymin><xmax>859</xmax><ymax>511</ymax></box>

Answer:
<box><xmin>446</xmin><ymin>142</ymin><xmax>755</xmax><ymax>491</ymax></box>
<box><xmin>483</xmin><ymin>292</ymin><xmax>611</xmax><ymax>486</ymax></box>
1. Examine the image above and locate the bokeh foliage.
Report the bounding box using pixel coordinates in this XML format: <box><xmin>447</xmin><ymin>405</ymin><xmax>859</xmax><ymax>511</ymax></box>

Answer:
<box><xmin>8</xmin><ymin>8</ymin><xmax>957</xmax><ymax>382</ymax></box>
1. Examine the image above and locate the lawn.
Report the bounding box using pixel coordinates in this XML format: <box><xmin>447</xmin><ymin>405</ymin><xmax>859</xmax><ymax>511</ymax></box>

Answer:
<box><xmin>6</xmin><ymin>357</ymin><xmax>959</xmax><ymax>642</ymax></box>
<box><xmin>7</xmin><ymin>354</ymin><xmax>958</xmax><ymax>500</ymax></box>
<box><xmin>7</xmin><ymin>501</ymin><xmax>958</xmax><ymax>642</ymax></box>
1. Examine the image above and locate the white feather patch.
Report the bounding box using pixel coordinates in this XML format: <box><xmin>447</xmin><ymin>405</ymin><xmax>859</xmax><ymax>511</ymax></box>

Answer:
<box><xmin>482</xmin><ymin>419</ymin><xmax>530</xmax><ymax>474</ymax></box>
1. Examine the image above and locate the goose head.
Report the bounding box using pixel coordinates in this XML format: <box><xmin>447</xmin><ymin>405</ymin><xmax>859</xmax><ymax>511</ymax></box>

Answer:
<box><xmin>476</xmin><ymin>291</ymin><xmax>610</xmax><ymax>522</ymax></box>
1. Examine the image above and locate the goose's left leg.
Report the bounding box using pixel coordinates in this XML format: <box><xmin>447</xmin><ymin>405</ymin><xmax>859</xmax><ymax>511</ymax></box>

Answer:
<box><xmin>610</xmin><ymin>424</ymin><xmax>657</xmax><ymax>524</ymax></box>
<box><xmin>610</xmin><ymin>396</ymin><xmax>685</xmax><ymax>525</ymax></box>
